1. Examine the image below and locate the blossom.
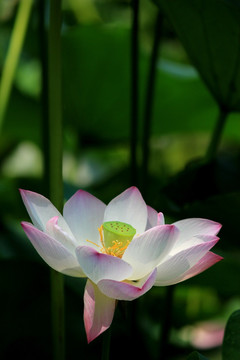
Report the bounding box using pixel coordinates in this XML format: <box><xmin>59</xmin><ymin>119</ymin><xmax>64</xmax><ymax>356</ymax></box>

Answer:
<box><xmin>20</xmin><ymin>187</ymin><xmax>222</xmax><ymax>343</ymax></box>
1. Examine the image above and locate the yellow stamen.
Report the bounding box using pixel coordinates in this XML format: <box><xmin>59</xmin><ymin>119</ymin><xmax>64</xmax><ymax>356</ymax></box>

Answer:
<box><xmin>98</xmin><ymin>225</ymin><xmax>130</xmax><ymax>258</ymax></box>
<box><xmin>86</xmin><ymin>239</ymin><xmax>100</xmax><ymax>248</ymax></box>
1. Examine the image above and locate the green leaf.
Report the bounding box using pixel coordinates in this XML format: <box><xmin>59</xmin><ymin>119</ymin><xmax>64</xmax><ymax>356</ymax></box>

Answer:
<box><xmin>187</xmin><ymin>351</ymin><xmax>209</xmax><ymax>360</ymax></box>
<box><xmin>155</xmin><ymin>0</ymin><xmax>240</xmax><ymax>111</ymax></box>
<box><xmin>222</xmin><ymin>310</ymin><xmax>240</xmax><ymax>360</ymax></box>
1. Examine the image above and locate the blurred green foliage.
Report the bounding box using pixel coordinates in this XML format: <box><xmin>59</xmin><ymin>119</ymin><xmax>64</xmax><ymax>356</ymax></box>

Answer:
<box><xmin>1</xmin><ymin>0</ymin><xmax>240</xmax><ymax>359</ymax></box>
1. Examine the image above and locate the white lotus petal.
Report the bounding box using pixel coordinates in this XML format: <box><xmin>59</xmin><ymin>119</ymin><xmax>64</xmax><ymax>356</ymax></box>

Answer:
<box><xmin>21</xmin><ymin>222</ymin><xmax>85</xmax><ymax>277</ymax></box>
<box><xmin>170</xmin><ymin>234</ymin><xmax>220</xmax><ymax>255</ymax></box>
<box><xmin>98</xmin><ymin>268</ymin><xmax>157</xmax><ymax>301</ymax></box>
<box><xmin>154</xmin><ymin>237</ymin><xmax>219</xmax><ymax>286</ymax></box>
<box><xmin>46</xmin><ymin>216</ymin><xmax>78</xmax><ymax>254</ymax></box>
<box><xmin>178</xmin><ymin>251</ymin><xmax>223</xmax><ymax>283</ymax></box>
<box><xmin>146</xmin><ymin>206</ymin><xmax>158</xmax><ymax>229</ymax></box>
<box><xmin>146</xmin><ymin>206</ymin><xmax>165</xmax><ymax>231</ymax></box>
<box><xmin>84</xmin><ymin>280</ymin><xmax>116</xmax><ymax>343</ymax></box>
<box><xmin>76</xmin><ymin>246</ymin><xmax>133</xmax><ymax>284</ymax></box>
<box><xmin>158</xmin><ymin>212</ymin><xmax>165</xmax><ymax>225</ymax></box>
<box><xmin>104</xmin><ymin>187</ymin><xmax>148</xmax><ymax>234</ymax></box>
<box><xmin>63</xmin><ymin>190</ymin><xmax>106</xmax><ymax>245</ymax></box>
<box><xmin>123</xmin><ymin>225</ymin><xmax>179</xmax><ymax>280</ymax></box>
<box><xmin>173</xmin><ymin>218</ymin><xmax>221</xmax><ymax>251</ymax></box>
<box><xmin>20</xmin><ymin>189</ymin><xmax>71</xmax><ymax>233</ymax></box>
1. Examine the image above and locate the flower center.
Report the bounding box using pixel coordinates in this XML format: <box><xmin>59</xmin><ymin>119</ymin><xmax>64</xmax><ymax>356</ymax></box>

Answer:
<box><xmin>99</xmin><ymin>221</ymin><xmax>136</xmax><ymax>258</ymax></box>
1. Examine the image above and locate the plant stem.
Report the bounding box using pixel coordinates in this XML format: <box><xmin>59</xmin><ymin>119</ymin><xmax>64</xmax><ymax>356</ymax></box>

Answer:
<box><xmin>45</xmin><ymin>0</ymin><xmax>65</xmax><ymax>359</ymax></box>
<box><xmin>0</xmin><ymin>0</ymin><xmax>34</xmax><ymax>131</ymax></box>
<box><xmin>48</xmin><ymin>0</ymin><xmax>63</xmax><ymax>208</ymax></box>
<box><xmin>38</xmin><ymin>0</ymin><xmax>49</xmax><ymax>197</ymax></box>
<box><xmin>205</xmin><ymin>108</ymin><xmax>228</xmax><ymax>162</ymax></box>
<box><xmin>130</xmin><ymin>0</ymin><xmax>140</xmax><ymax>186</ymax></box>
<box><xmin>50</xmin><ymin>269</ymin><xmax>65</xmax><ymax>360</ymax></box>
<box><xmin>159</xmin><ymin>285</ymin><xmax>175</xmax><ymax>360</ymax></box>
<box><xmin>141</xmin><ymin>10</ymin><xmax>164</xmax><ymax>195</ymax></box>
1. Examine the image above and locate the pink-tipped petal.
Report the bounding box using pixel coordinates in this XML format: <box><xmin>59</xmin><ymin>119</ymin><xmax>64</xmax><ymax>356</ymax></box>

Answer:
<box><xmin>98</xmin><ymin>268</ymin><xmax>157</xmax><ymax>301</ymax></box>
<box><xmin>179</xmin><ymin>251</ymin><xmax>223</xmax><ymax>282</ymax></box>
<box><xmin>46</xmin><ymin>216</ymin><xmax>78</xmax><ymax>253</ymax></box>
<box><xmin>104</xmin><ymin>187</ymin><xmax>148</xmax><ymax>234</ymax></box>
<box><xmin>146</xmin><ymin>206</ymin><xmax>158</xmax><ymax>230</ymax></box>
<box><xmin>21</xmin><ymin>222</ymin><xmax>85</xmax><ymax>277</ymax></box>
<box><xmin>154</xmin><ymin>237</ymin><xmax>219</xmax><ymax>286</ymax></box>
<box><xmin>76</xmin><ymin>246</ymin><xmax>133</xmax><ymax>284</ymax></box>
<box><xmin>20</xmin><ymin>189</ymin><xmax>64</xmax><ymax>231</ymax></box>
<box><xmin>84</xmin><ymin>280</ymin><xmax>116</xmax><ymax>343</ymax></box>
<box><xmin>63</xmin><ymin>190</ymin><xmax>106</xmax><ymax>245</ymax></box>
<box><xmin>158</xmin><ymin>212</ymin><xmax>165</xmax><ymax>225</ymax></box>
<box><xmin>20</xmin><ymin>189</ymin><xmax>73</xmax><ymax>237</ymax></box>
<box><xmin>173</xmin><ymin>218</ymin><xmax>222</xmax><ymax>247</ymax></box>
<box><xmin>145</xmin><ymin>207</ymin><xmax>165</xmax><ymax>230</ymax></box>
<box><xmin>122</xmin><ymin>225</ymin><xmax>179</xmax><ymax>280</ymax></box>
<box><xmin>171</xmin><ymin>233</ymin><xmax>221</xmax><ymax>255</ymax></box>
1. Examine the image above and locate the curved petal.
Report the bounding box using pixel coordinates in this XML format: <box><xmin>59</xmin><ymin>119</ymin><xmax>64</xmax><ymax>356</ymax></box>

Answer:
<box><xmin>84</xmin><ymin>280</ymin><xmax>116</xmax><ymax>343</ymax></box>
<box><xmin>63</xmin><ymin>190</ymin><xmax>106</xmax><ymax>245</ymax></box>
<box><xmin>75</xmin><ymin>246</ymin><xmax>133</xmax><ymax>284</ymax></box>
<box><xmin>158</xmin><ymin>212</ymin><xmax>165</xmax><ymax>226</ymax></box>
<box><xmin>170</xmin><ymin>234</ymin><xmax>220</xmax><ymax>255</ymax></box>
<box><xmin>146</xmin><ymin>207</ymin><xmax>165</xmax><ymax>230</ymax></box>
<box><xmin>21</xmin><ymin>222</ymin><xmax>85</xmax><ymax>277</ymax></box>
<box><xmin>98</xmin><ymin>268</ymin><xmax>157</xmax><ymax>301</ymax></box>
<box><xmin>46</xmin><ymin>216</ymin><xmax>78</xmax><ymax>254</ymax></box>
<box><xmin>20</xmin><ymin>189</ymin><xmax>70</xmax><ymax>232</ymax></box>
<box><xmin>173</xmin><ymin>218</ymin><xmax>222</xmax><ymax>249</ymax></box>
<box><xmin>103</xmin><ymin>187</ymin><xmax>148</xmax><ymax>234</ymax></box>
<box><xmin>178</xmin><ymin>252</ymin><xmax>223</xmax><ymax>283</ymax></box>
<box><xmin>154</xmin><ymin>237</ymin><xmax>219</xmax><ymax>286</ymax></box>
<box><xmin>122</xmin><ymin>225</ymin><xmax>179</xmax><ymax>280</ymax></box>
<box><xmin>146</xmin><ymin>206</ymin><xmax>158</xmax><ymax>229</ymax></box>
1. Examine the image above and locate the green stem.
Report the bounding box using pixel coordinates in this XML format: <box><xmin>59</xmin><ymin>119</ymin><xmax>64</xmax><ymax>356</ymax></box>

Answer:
<box><xmin>45</xmin><ymin>0</ymin><xmax>65</xmax><ymax>359</ymax></box>
<box><xmin>205</xmin><ymin>108</ymin><xmax>228</xmax><ymax>162</ymax></box>
<box><xmin>50</xmin><ymin>269</ymin><xmax>65</xmax><ymax>360</ymax></box>
<box><xmin>141</xmin><ymin>10</ymin><xmax>163</xmax><ymax>195</ymax></box>
<box><xmin>48</xmin><ymin>0</ymin><xmax>63</xmax><ymax>207</ymax></box>
<box><xmin>38</xmin><ymin>0</ymin><xmax>49</xmax><ymax>197</ymax></box>
<box><xmin>130</xmin><ymin>0</ymin><xmax>140</xmax><ymax>186</ymax></box>
<box><xmin>0</xmin><ymin>0</ymin><xmax>34</xmax><ymax>132</ymax></box>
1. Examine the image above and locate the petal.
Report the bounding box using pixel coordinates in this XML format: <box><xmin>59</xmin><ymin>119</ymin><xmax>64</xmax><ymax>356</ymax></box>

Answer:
<box><xmin>122</xmin><ymin>225</ymin><xmax>179</xmax><ymax>280</ymax></box>
<box><xmin>46</xmin><ymin>216</ymin><xmax>78</xmax><ymax>253</ymax></box>
<box><xmin>146</xmin><ymin>207</ymin><xmax>165</xmax><ymax>230</ymax></box>
<box><xmin>154</xmin><ymin>236</ymin><xmax>219</xmax><ymax>286</ymax></box>
<box><xmin>84</xmin><ymin>280</ymin><xmax>116</xmax><ymax>343</ymax></box>
<box><xmin>104</xmin><ymin>187</ymin><xmax>148</xmax><ymax>234</ymax></box>
<box><xmin>63</xmin><ymin>190</ymin><xmax>106</xmax><ymax>245</ymax></box>
<box><xmin>170</xmin><ymin>234</ymin><xmax>220</xmax><ymax>255</ymax></box>
<box><xmin>179</xmin><ymin>252</ymin><xmax>223</xmax><ymax>282</ymax></box>
<box><xmin>75</xmin><ymin>246</ymin><xmax>133</xmax><ymax>284</ymax></box>
<box><xmin>20</xmin><ymin>189</ymin><xmax>69</xmax><ymax>232</ymax></box>
<box><xmin>158</xmin><ymin>212</ymin><xmax>165</xmax><ymax>225</ymax></box>
<box><xmin>98</xmin><ymin>268</ymin><xmax>157</xmax><ymax>301</ymax></box>
<box><xmin>173</xmin><ymin>218</ymin><xmax>222</xmax><ymax>249</ymax></box>
<box><xmin>146</xmin><ymin>206</ymin><xmax>158</xmax><ymax>229</ymax></box>
<box><xmin>21</xmin><ymin>222</ymin><xmax>85</xmax><ymax>277</ymax></box>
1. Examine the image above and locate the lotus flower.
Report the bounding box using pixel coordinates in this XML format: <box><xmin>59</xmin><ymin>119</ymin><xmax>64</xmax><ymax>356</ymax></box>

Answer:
<box><xmin>20</xmin><ymin>187</ymin><xmax>222</xmax><ymax>342</ymax></box>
